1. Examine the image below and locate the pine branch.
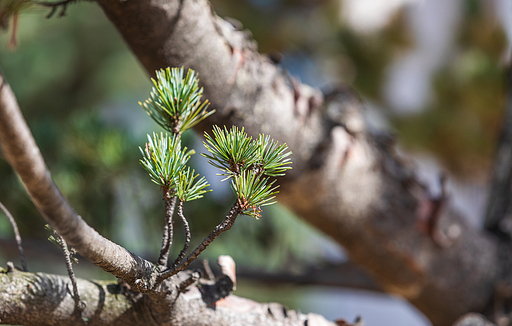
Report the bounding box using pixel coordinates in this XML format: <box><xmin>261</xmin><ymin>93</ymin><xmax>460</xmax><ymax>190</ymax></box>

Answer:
<box><xmin>139</xmin><ymin>67</ymin><xmax>214</xmax><ymax>135</ymax></box>
<box><xmin>156</xmin><ymin>202</ymin><xmax>242</xmax><ymax>284</ymax></box>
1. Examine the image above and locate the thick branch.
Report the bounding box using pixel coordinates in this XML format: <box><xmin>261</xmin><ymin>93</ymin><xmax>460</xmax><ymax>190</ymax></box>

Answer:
<box><xmin>0</xmin><ymin>72</ymin><xmax>156</xmax><ymax>291</ymax></box>
<box><xmin>0</xmin><ymin>268</ymin><xmax>336</xmax><ymax>326</ymax></box>
<box><xmin>0</xmin><ymin>268</ymin><xmax>134</xmax><ymax>325</ymax></box>
<box><xmin>96</xmin><ymin>1</ymin><xmax>507</xmax><ymax>325</ymax></box>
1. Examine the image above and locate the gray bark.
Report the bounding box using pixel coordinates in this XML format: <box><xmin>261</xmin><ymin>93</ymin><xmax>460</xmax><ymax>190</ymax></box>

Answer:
<box><xmin>95</xmin><ymin>1</ymin><xmax>511</xmax><ymax>325</ymax></box>
<box><xmin>0</xmin><ymin>267</ymin><xmax>335</xmax><ymax>326</ymax></box>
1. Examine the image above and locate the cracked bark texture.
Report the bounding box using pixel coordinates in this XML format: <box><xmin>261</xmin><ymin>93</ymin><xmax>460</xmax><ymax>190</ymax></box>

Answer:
<box><xmin>96</xmin><ymin>1</ymin><xmax>510</xmax><ymax>325</ymax></box>
<box><xmin>0</xmin><ymin>268</ymin><xmax>335</xmax><ymax>326</ymax></box>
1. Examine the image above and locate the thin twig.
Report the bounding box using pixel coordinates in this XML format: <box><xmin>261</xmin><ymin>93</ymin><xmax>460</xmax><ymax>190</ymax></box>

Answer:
<box><xmin>172</xmin><ymin>200</ymin><xmax>191</xmax><ymax>268</ymax></box>
<box><xmin>157</xmin><ymin>191</ymin><xmax>176</xmax><ymax>267</ymax></box>
<box><xmin>156</xmin><ymin>202</ymin><xmax>242</xmax><ymax>284</ymax></box>
<box><xmin>485</xmin><ymin>65</ymin><xmax>512</xmax><ymax>235</ymax></box>
<box><xmin>0</xmin><ymin>201</ymin><xmax>27</xmax><ymax>271</ymax></box>
<box><xmin>55</xmin><ymin>233</ymin><xmax>84</xmax><ymax>315</ymax></box>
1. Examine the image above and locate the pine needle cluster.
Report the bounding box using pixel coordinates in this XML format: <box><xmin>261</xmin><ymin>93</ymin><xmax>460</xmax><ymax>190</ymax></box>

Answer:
<box><xmin>140</xmin><ymin>67</ymin><xmax>214</xmax><ymax>135</ymax></box>
<box><xmin>202</xmin><ymin>126</ymin><xmax>291</xmax><ymax>218</ymax></box>
<box><xmin>137</xmin><ymin>66</ymin><xmax>292</xmax><ymax>279</ymax></box>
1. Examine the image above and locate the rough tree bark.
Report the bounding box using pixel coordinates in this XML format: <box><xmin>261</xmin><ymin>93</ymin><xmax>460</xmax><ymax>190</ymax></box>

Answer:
<box><xmin>95</xmin><ymin>1</ymin><xmax>512</xmax><ymax>326</ymax></box>
<box><xmin>0</xmin><ymin>266</ymin><xmax>334</xmax><ymax>326</ymax></box>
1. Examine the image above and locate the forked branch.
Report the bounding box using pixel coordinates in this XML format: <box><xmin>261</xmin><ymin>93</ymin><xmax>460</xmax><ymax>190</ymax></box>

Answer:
<box><xmin>157</xmin><ymin>202</ymin><xmax>242</xmax><ymax>283</ymax></box>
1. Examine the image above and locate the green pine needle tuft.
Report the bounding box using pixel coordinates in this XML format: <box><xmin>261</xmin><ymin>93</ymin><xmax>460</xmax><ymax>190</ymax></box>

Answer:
<box><xmin>139</xmin><ymin>132</ymin><xmax>194</xmax><ymax>190</ymax></box>
<box><xmin>202</xmin><ymin>125</ymin><xmax>292</xmax><ymax>218</ymax></box>
<box><xmin>231</xmin><ymin>171</ymin><xmax>278</xmax><ymax>219</ymax></box>
<box><xmin>201</xmin><ymin>125</ymin><xmax>259</xmax><ymax>178</ymax></box>
<box><xmin>175</xmin><ymin>167</ymin><xmax>211</xmax><ymax>202</ymax></box>
<box><xmin>139</xmin><ymin>67</ymin><xmax>214</xmax><ymax>135</ymax></box>
<box><xmin>256</xmin><ymin>134</ymin><xmax>293</xmax><ymax>177</ymax></box>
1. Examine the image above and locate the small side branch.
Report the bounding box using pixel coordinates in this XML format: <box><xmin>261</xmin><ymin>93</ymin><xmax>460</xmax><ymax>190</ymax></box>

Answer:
<box><xmin>157</xmin><ymin>191</ymin><xmax>176</xmax><ymax>267</ymax></box>
<box><xmin>0</xmin><ymin>201</ymin><xmax>27</xmax><ymax>271</ymax></box>
<box><xmin>156</xmin><ymin>202</ymin><xmax>242</xmax><ymax>284</ymax></box>
<box><xmin>485</xmin><ymin>66</ymin><xmax>512</xmax><ymax>235</ymax></box>
<box><xmin>172</xmin><ymin>200</ymin><xmax>191</xmax><ymax>268</ymax></box>
<box><xmin>55</xmin><ymin>233</ymin><xmax>85</xmax><ymax>315</ymax></box>
<box><xmin>178</xmin><ymin>270</ymin><xmax>201</xmax><ymax>293</ymax></box>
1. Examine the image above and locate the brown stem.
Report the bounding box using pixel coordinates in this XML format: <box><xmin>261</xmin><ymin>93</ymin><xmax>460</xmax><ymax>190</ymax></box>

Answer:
<box><xmin>156</xmin><ymin>202</ymin><xmax>242</xmax><ymax>283</ymax></box>
<box><xmin>55</xmin><ymin>233</ymin><xmax>85</xmax><ymax>316</ymax></box>
<box><xmin>0</xmin><ymin>200</ymin><xmax>27</xmax><ymax>271</ymax></box>
<box><xmin>157</xmin><ymin>191</ymin><xmax>176</xmax><ymax>267</ymax></box>
<box><xmin>172</xmin><ymin>200</ymin><xmax>191</xmax><ymax>268</ymax></box>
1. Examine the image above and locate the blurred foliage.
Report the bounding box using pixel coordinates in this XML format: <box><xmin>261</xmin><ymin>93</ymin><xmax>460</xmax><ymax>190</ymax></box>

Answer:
<box><xmin>392</xmin><ymin>1</ymin><xmax>505</xmax><ymax>177</ymax></box>
<box><xmin>0</xmin><ymin>3</ymin><xmax>150</xmax><ymax>239</ymax></box>
<box><xmin>0</xmin><ymin>0</ymin><xmax>509</xmax><ymax>285</ymax></box>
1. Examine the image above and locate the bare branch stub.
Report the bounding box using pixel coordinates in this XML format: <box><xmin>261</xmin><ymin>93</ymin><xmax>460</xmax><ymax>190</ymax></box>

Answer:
<box><xmin>202</xmin><ymin>259</ymin><xmax>215</xmax><ymax>281</ymax></box>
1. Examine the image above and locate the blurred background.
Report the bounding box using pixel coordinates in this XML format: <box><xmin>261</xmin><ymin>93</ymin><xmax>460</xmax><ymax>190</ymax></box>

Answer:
<box><xmin>0</xmin><ymin>0</ymin><xmax>510</xmax><ymax>325</ymax></box>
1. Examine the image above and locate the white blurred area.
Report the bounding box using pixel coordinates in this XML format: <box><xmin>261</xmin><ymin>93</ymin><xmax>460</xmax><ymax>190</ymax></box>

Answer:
<box><xmin>495</xmin><ymin>0</ymin><xmax>512</xmax><ymax>63</ymax></box>
<box><xmin>340</xmin><ymin>0</ymin><xmax>512</xmax><ymax>115</ymax></box>
<box><xmin>384</xmin><ymin>0</ymin><xmax>462</xmax><ymax>114</ymax></box>
<box><xmin>339</xmin><ymin>0</ymin><xmax>420</xmax><ymax>33</ymax></box>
